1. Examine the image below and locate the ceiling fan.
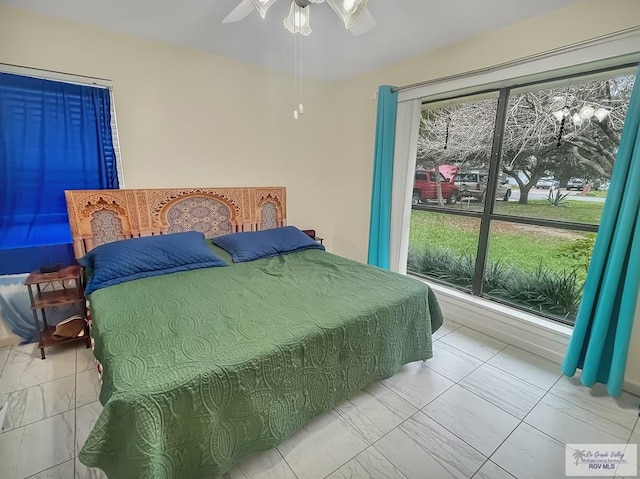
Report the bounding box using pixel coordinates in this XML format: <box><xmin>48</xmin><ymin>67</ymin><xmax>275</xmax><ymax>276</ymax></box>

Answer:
<box><xmin>222</xmin><ymin>0</ymin><xmax>377</xmax><ymax>36</ymax></box>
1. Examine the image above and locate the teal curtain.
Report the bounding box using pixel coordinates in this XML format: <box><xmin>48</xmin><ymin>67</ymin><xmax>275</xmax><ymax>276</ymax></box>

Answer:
<box><xmin>367</xmin><ymin>85</ymin><xmax>398</xmax><ymax>269</ymax></box>
<box><xmin>562</xmin><ymin>68</ymin><xmax>640</xmax><ymax>397</ymax></box>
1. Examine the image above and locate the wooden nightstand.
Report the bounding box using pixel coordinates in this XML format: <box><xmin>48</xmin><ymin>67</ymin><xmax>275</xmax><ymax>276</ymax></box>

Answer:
<box><xmin>302</xmin><ymin>229</ymin><xmax>324</xmax><ymax>245</ymax></box>
<box><xmin>24</xmin><ymin>265</ymin><xmax>90</xmax><ymax>360</ymax></box>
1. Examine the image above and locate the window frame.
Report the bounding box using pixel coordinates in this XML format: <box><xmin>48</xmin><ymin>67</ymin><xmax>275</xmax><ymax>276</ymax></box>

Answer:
<box><xmin>408</xmin><ymin>62</ymin><xmax>637</xmax><ymax>326</ymax></box>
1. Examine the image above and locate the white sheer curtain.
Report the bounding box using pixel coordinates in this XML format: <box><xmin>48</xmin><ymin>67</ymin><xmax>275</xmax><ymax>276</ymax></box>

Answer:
<box><xmin>389</xmin><ymin>99</ymin><xmax>421</xmax><ymax>274</ymax></box>
<box><xmin>0</xmin><ymin>316</ymin><xmax>19</xmax><ymax>347</ymax></box>
<box><xmin>109</xmin><ymin>89</ymin><xmax>126</xmax><ymax>188</ymax></box>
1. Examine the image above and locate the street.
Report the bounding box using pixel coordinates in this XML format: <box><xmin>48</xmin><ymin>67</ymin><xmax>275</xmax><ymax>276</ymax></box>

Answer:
<box><xmin>509</xmin><ymin>188</ymin><xmax>607</xmax><ymax>203</ymax></box>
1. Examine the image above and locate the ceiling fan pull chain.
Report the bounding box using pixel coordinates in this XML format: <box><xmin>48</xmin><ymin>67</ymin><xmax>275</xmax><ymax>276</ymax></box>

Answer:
<box><xmin>444</xmin><ymin>117</ymin><xmax>451</xmax><ymax>150</ymax></box>
<box><xmin>556</xmin><ymin>85</ymin><xmax>571</xmax><ymax>147</ymax></box>
<box><xmin>222</xmin><ymin>0</ymin><xmax>375</xmax><ymax>119</ymax></box>
<box><xmin>292</xmin><ymin>15</ymin><xmax>304</xmax><ymax>121</ymax></box>
<box><xmin>298</xmin><ymin>22</ymin><xmax>304</xmax><ymax>117</ymax></box>
<box><xmin>292</xmin><ymin>19</ymin><xmax>300</xmax><ymax>120</ymax></box>
<box><xmin>557</xmin><ymin>116</ymin><xmax>566</xmax><ymax>147</ymax></box>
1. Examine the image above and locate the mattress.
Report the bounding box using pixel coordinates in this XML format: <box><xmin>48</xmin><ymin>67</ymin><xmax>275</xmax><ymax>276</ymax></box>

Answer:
<box><xmin>80</xmin><ymin>247</ymin><xmax>443</xmax><ymax>478</ymax></box>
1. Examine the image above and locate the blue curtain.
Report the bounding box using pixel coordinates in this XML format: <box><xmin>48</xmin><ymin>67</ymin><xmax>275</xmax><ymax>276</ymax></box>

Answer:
<box><xmin>0</xmin><ymin>72</ymin><xmax>119</xmax><ymax>274</ymax></box>
<box><xmin>367</xmin><ymin>85</ymin><xmax>398</xmax><ymax>269</ymax></box>
<box><xmin>562</xmin><ymin>68</ymin><xmax>640</xmax><ymax>397</ymax></box>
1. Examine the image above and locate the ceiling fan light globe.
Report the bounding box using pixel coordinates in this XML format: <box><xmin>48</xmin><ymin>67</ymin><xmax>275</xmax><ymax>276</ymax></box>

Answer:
<box><xmin>552</xmin><ymin>110</ymin><xmax>565</xmax><ymax>122</ymax></box>
<box><xmin>253</xmin><ymin>0</ymin><xmax>278</xmax><ymax>19</ymax></box>
<box><xmin>572</xmin><ymin>113</ymin><xmax>582</xmax><ymax>127</ymax></box>
<box><xmin>579</xmin><ymin>105</ymin><xmax>595</xmax><ymax>120</ymax></box>
<box><xmin>594</xmin><ymin>107</ymin><xmax>610</xmax><ymax>122</ymax></box>
<box><xmin>326</xmin><ymin>0</ymin><xmax>368</xmax><ymax>28</ymax></box>
<box><xmin>342</xmin><ymin>0</ymin><xmax>356</xmax><ymax>13</ymax></box>
<box><xmin>284</xmin><ymin>2</ymin><xmax>312</xmax><ymax>35</ymax></box>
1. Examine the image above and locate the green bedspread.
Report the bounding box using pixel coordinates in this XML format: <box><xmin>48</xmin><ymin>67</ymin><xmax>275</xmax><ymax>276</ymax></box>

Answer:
<box><xmin>80</xmin><ymin>248</ymin><xmax>443</xmax><ymax>478</ymax></box>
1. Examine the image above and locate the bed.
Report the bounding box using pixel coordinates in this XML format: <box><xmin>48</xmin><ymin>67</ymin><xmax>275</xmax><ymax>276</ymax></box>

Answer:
<box><xmin>65</xmin><ymin>187</ymin><xmax>443</xmax><ymax>479</ymax></box>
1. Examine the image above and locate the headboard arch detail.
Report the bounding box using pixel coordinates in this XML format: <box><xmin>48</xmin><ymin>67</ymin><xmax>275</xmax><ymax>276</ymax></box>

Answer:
<box><xmin>73</xmin><ymin>194</ymin><xmax>133</xmax><ymax>254</ymax></box>
<box><xmin>65</xmin><ymin>187</ymin><xmax>287</xmax><ymax>258</ymax></box>
<box><xmin>158</xmin><ymin>193</ymin><xmax>237</xmax><ymax>238</ymax></box>
<box><xmin>257</xmin><ymin>192</ymin><xmax>285</xmax><ymax>231</ymax></box>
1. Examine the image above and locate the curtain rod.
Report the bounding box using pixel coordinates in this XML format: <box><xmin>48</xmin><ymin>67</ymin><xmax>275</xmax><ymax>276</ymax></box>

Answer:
<box><xmin>392</xmin><ymin>25</ymin><xmax>640</xmax><ymax>93</ymax></box>
<box><xmin>0</xmin><ymin>62</ymin><xmax>112</xmax><ymax>89</ymax></box>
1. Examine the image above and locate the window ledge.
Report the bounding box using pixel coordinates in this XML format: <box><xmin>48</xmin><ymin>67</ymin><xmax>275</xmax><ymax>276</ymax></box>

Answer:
<box><xmin>425</xmin><ymin>280</ymin><xmax>573</xmax><ymax>336</ymax></box>
<box><xmin>411</xmin><ymin>275</ymin><xmax>572</xmax><ymax>364</ymax></box>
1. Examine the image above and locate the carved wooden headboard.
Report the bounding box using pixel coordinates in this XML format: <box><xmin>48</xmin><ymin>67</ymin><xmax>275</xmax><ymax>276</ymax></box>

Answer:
<box><xmin>65</xmin><ymin>187</ymin><xmax>287</xmax><ymax>258</ymax></box>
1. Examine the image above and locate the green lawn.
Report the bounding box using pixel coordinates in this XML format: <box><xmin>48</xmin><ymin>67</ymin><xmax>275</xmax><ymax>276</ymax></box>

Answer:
<box><xmin>409</xmin><ymin>213</ymin><xmax>480</xmax><ymax>256</ymax></box>
<box><xmin>493</xmin><ymin>199</ymin><xmax>603</xmax><ymax>224</ymax></box>
<box><xmin>409</xmin><ymin>203</ymin><xmax>598</xmax><ymax>322</ymax></box>
<box><xmin>437</xmin><ymin>198</ymin><xmax>604</xmax><ymax>223</ymax></box>
<box><xmin>409</xmin><ymin>209</ymin><xmax>593</xmax><ymax>274</ymax></box>
<box><xmin>584</xmin><ymin>190</ymin><xmax>608</xmax><ymax>198</ymax></box>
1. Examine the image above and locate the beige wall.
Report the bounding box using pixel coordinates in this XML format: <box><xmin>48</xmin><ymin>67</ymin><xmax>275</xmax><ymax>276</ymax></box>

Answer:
<box><xmin>628</xmin><ymin>297</ymin><xmax>640</xmax><ymax>389</ymax></box>
<box><xmin>0</xmin><ymin>5</ymin><xmax>339</xmax><ymax>248</ymax></box>
<box><xmin>1</xmin><ymin>0</ymin><xmax>639</xmax><ymax>386</ymax></box>
<box><xmin>329</xmin><ymin>0</ymin><xmax>640</xmax><ymax>262</ymax></box>
<box><xmin>328</xmin><ymin>0</ymin><xmax>640</xmax><ymax>387</ymax></box>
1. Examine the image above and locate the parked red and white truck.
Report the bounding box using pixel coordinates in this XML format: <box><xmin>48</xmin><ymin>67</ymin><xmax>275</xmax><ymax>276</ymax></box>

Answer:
<box><xmin>412</xmin><ymin>166</ymin><xmax>460</xmax><ymax>205</ymax></box>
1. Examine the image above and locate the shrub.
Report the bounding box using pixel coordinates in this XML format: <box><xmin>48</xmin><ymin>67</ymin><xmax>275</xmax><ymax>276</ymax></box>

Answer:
<box><xmin>487</xmin><ymin>264</ymin><xmax>581</xmax><ymax>320</ymax></box>
<box><xmin>547</xmin><ymin>189</ymin><xmax>572</xmax><ymax>206</ymax></box>
<box><xmin>557</xmin><ymin>233</ymin><xmax>596</xmax><ymax>275</ymax></box>
<box><xmin>408</xmin><ymin>245</ymin><xmax>581</xmax><ymax>321</ymax></box>
<box><xmin>482</xmin><ymin>260</ymin><xmax>511</xmax><ymax>292</ymax></box>
<box><xmin>408</xmin><ymin>246</ymin><xmax>474</xmax><ymax>288</ymax></box>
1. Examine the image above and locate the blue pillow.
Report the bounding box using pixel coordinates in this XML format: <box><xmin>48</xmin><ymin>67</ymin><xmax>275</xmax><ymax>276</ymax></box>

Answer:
<box><xmin>79</xmin><ymin>231</ymin><xmax>227</xmax><ymax>295</ymax></box>
<box><xmin>212</xmin><ymin>226</ymin><xmax>325</xmax><ymax>263</ymax></box>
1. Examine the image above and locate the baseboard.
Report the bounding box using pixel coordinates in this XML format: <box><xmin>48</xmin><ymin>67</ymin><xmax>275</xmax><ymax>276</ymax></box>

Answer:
<box><xmin>0</xmin><ymin>334</ymin><xmax>20</xmax><ymax>349</ymax></box>
<box><xmin>625</xmin><ymin>379</ymin><xmax>640</xmax><ymax>397</ymax></box>
<box><xmin>420</xmin><ymin>279</ymin><xmax>640</xmax><ymax>396</ymax></box>
<box><xmin>0</xmin><ymin>312</ymin><xmax>21</xmax><ymax>348</ymax></box>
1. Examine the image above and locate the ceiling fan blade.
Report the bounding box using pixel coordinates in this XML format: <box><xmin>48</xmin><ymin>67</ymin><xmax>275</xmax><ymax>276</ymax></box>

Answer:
<box><xmin>348</xmin><ymin>8</ymin><xmax>376</xmax><ymax>35</ymax></box>
<box><xmin>222</xmin><ymin>0</ymin><xmax>256</xmax><ymax>24</ymax></box>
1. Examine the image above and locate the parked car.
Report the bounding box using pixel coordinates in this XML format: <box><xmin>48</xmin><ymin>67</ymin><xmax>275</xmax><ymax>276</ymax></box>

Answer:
<box><xmin>455</xmin><ymin>170</ymin><xmax>512</xmax><ymax>202</ymax></box>
<box><xmin>497</xmin><ymin>177</ymin><xmax>512</xmax><ymax>201</ymax></box>
<box><xmin>566</xmin><ymin>178</ymin><xmax>585</xmax><ymax>190</ymax></box>
<box><xmin>413</xmin><ymin>170</ymin><xmax>460</xmax><ymax>205</ymax></box>
<box><xmin>536</xmin><ymin>177</ymin><xmax>560</xmax><ymax>189</ymax></box>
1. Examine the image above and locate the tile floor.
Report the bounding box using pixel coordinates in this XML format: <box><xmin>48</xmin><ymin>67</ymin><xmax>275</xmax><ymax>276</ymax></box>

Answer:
<box><xmin>1</xmin><ymin>322</ymin><xmax>638</xmax><ymax>479</ymax></box>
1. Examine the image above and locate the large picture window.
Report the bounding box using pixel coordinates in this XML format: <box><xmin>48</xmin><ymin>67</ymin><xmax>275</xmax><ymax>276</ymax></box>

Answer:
<box><xmin>407</xmin><ymin>66</ymin><xmax>636</xmax><ymax>325</ymax></box>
